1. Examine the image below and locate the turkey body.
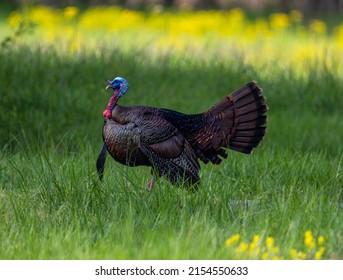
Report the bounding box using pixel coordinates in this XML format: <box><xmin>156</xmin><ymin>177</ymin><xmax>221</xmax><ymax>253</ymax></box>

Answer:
<box><xmin>101</xmin><ymin>105</ymin><xmax>201</xmax><ymax>185</ymax></box>
<box><xmin>97</xmin><ymin>81</ymin><xmax>268</xmax><ymax>188</ymax></box>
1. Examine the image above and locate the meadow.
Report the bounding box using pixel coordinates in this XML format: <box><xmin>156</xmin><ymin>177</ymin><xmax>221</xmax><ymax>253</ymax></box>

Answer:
<box><xmin>0</xmin><ymin>5</ymin><xmax>342</xmax><ymax>259</ymax></box>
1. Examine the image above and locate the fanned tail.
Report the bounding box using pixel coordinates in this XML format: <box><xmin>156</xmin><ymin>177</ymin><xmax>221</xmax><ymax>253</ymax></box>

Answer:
<box><xmin>188</xmin><ymin>81</ymin><xmax>268</xmax><ymax>164</ymax></box>
<box><xmin>226</xmin><ymin>81</ymin><xmax>268</xmax><ymax>154</ymax></box>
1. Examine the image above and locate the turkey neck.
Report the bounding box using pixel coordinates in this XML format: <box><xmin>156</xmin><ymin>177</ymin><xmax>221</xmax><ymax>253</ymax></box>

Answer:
<box><xmin>103</xmin><ymin>90</ymin><xmax>119</xmax><ymax>118</ymax></box>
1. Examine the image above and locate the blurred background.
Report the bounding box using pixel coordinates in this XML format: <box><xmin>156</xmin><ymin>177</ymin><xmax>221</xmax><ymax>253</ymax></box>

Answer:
<box><xmin>1</xmin><ymin>0</ymin><xmax>342</xmax><ymax>151</ymax></box>
<box><xmin>3</xmin><ymin>0</ymin><xmax>343</xmax><ymax>14</ymax></box>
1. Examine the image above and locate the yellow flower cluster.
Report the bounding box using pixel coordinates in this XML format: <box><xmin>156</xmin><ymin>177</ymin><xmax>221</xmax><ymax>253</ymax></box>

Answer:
<box><xmin>310</xmin><ymin>20</ymin><xmax>327</xmax><ymax>34</ymax></box>
<box><xmin>4</xmin><ymin>6</ymin><xmax>343</xmax><ymax>71</ymax></box>
<box><xmin>225</xmin><ymin>234</ymin><xmax>241</xmax><ymax>246</ymax></box>
<box><xmin>291</xmin><ymin>230</ymin><xmax>327</xmax><ymax>260</ymax></box>
<box><xmin>225</xmin><ymin>234</ymin><xmax>282</xmax><ymax>260</ymax></box>
<box><xmin>7</xmin><ymin>6</ymin><xmax>334</xmax><ymax>39</ymax></box>
<box><xmin>63</xmin><ymin>6</ymin><xmax>79</xmax><ymax>20</ymax></box>
<box><xmin>225</xmin><ymin>230</ymin><xmax>327</xmax><ymax>260</ymax></box>
<box><xmin>270</xmin><ymin>13</ymin><xmax>290</xmax><ymax>29</ymax></box>
<box><xmin>7</xmin><ymin>6</ymin><xmax>324</xmax><ymax>39</ymax></box>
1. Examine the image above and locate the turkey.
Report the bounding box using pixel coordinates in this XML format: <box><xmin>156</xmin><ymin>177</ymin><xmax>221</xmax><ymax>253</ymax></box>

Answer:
<box><xmin>96</xmin><ymin>77</ymin><xmax>268</xmax><ymax>189</ymax></box>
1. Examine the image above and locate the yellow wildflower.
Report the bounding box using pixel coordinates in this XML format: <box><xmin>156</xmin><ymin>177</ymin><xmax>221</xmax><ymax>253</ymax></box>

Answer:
<box><xmin>314</xmin><ymin>252</ymin><xmax>322</xmax><ymax>260</ymax></box>
<box><xmin>314</xmin><ymin>246</ymin><xmax>326</xmax><ymax>260</ymax></box>
<box><xmin>227</xmin><ymin>8</ymin><xmax>245</xmax><ymax>24</ymax></box>
<box><xmin>64</xmin><ymin>6</ymin><xmax>79</xmax><ymax>20</ymax></box>
<box><xmin>319</xmin><ymin>246</ymin><xmax>326</xmax><ymax>253</ymax></box>
<box><xmin>249</xmin><ymin>242</ymin><xmax>256</xmax><ymax>251</ymax></box>
<box><xmin>304</xmin><ymin>230</ymin><xmax>315</xmax><ymax>249</ymax></box>
<box><xmin>224</xmin><ymin>231</ymin><xmax>327</xmax><ymax>260</ymax></box>
<box><xmin>262</xmin><ymin>252</ymin><xmax>269</xmax><ymax>260</ymax></box>
<box><xmin>252</xmin><ymin>234</ymin><xmax>260</xmax><ymax>243</ymax></box>
<box><xmin>317</xmin><ymin>236</ymin><xmax>325</xmax><ymax>245</ymax></box>
<box><xmin>225</xmin><ymin>234</ymin><xmax>240</xmax><ymax>247</ymax></box>
<box><xmin>272</xmin><ymin>246</ymin><xmax>280</xmax><ymax>254</ymax></box>
<box><xmin>254</xmin><ymin>18</ymin><xmax>271</xmax><ymax>38</ymax></box>
<box><xmin>336</xmin><ymin>24</ymin><xmax>343</xmax><ymax>47</ymax></box>
<box><xmin>266</xmin><ymin>237</ymin><xmax>274</xmax><ymax>248</ymax></box>
<box><xmin>7</xmin><ymin>11</ymin><xmax>22</xmax><ymax>28</ymax></box>
<box><xmin>270</xmin><ymin>13</ymin><xmax>290</xmax><ymax>29</ymax></box>
<box><xmin>297</xmin><ymin>251</ymin><xmax>307</xmax><ymax>260</ymax></box>
<box><xmin>248</xmin><ymin>234</ymin><xmax>260</xmax><ymax>252</ymax></box>
<box><xmin>290</xmin><ymin>248</ymin><xmax>297</xmax><ymax>259</ymax></box>
<box><xmin>310</xmin><ymin>20</ymin><xmax>326</xmax><ymax>34</ymax></box>
<box><xmin>28</xmin><ymin>5</ymin><xmax>61</xmax><ymax>27</ymax></box>
<box><xmin>235</xmin><ymin>242</ymin><xmax>249</xmax><ymax>254</ymax></box>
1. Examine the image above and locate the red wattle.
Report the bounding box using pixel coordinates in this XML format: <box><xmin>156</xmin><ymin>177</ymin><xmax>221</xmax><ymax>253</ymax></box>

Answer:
<box><xmin>103</xmin><ymin>109</ymin><xmax>113</xmax><ymax>118</ymax></box>
<box><xmin>103</xmin><ymin>91</ymin><xmax>119</xmax><ymax>119</ymax></box>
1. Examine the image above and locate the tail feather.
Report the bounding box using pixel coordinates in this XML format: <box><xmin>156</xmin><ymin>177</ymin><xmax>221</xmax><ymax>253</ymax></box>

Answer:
<box><xmin>231</xmin><ymin>136</ymin><xmax>263</xmax><ymax>144</ymax></box>
<box><xmin>230</xmin><ymin>140</ymin><xmax>259</xmax><ymax>148</ymax></box>
<box><xmin>234</xmin><ymin>128</ymin><xmax>266</xmax><ymax>137</ymax></box>
<box><xmin>229</xmin><ymin>145</ymin><xmax>253</xmax><ymax>154</ymax></box>
<box><xmin>185</xmin><ymin>81</ymin><xmax>267</xmax><ymax>163</ymax></box>
<box><xmin>235</xmin><ymin>116</ymin><xmax>267</xmax><ymax>130</ymax></box>
<box><xmin>231</xmin><ymin>81</ymin><xmax>259</xmax><ymax>101</ymax></box>
<box><xmin>236</xmin><ymin>95</ymin><xmax>265</xmax><ymax>109</ymax></box>
<box><xmin>237</xmin><ymin>106</ymin><xmax>268</xmax><ymax>123</ymax></box>
<box><xmin>224</xmin><ymin>81</ymin><xmax>267</xmax><ymax>154</ymax></box>
<box><xmin>236</xmin><ymin>98</ymin><xmax>266</xmax><ymax>115</ymax></box>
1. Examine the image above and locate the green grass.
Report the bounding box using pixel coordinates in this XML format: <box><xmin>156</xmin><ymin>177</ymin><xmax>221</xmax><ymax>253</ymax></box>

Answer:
<box><xmin>0</xmin><ymin>39</ymin><xmax>342</xmax><ymax>259</ymax></box>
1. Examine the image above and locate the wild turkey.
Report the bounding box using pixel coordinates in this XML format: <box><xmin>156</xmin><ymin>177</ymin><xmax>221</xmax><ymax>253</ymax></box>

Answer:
<box><xmin>96</xmin><ymin>77</ymin><xmax>268</xmax><ymax>189</ymax></box>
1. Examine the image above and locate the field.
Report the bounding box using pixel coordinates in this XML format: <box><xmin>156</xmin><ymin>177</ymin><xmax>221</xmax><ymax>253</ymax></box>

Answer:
<box><xmin>0</xmin><ymin>5</ymin><xmax>342</xmax><ymax>260</ymax></box>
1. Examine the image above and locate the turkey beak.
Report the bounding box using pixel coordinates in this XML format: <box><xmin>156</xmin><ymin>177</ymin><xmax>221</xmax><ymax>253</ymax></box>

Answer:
<box><xmin>105</xmin><ymin>80</ymin><xmax>112</xmax><ymax>90</ymax></box>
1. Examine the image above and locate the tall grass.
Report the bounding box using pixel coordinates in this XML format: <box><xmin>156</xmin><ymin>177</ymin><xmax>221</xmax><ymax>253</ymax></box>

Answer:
<box><xmin>1</xmin><ymin>140</ymin><xmax>342</xmax><ymax>259</ymax></box>
<box><xmin>0</xmin><ymin>8</ymin><xmax>342</xmax><ymax>259</ymax></box>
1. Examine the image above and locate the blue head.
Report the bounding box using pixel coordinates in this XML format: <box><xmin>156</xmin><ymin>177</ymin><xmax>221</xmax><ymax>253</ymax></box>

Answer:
<box><xmin>103</xmin><ymin>77</ymin><xmax>129</xmax><ymax>118</ymax></box>
<box><xmin>105</xmin><ymin>77</ymin><xmax>129</xmax><ymax>98</ymax></box>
